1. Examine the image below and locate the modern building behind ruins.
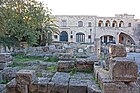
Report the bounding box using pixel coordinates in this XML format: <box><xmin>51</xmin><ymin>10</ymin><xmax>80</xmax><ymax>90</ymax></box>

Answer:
<box><xmin>51</xmin><ymin>14</ymin><xmax>140</xmax><ymax>46</ymax></box>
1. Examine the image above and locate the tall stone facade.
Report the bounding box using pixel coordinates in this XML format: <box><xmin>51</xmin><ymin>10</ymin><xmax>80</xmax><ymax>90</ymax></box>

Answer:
<box><xmin>51</xmin><ymin>14</ymin><xmax>140</xmax><ymax>46</ymax></box>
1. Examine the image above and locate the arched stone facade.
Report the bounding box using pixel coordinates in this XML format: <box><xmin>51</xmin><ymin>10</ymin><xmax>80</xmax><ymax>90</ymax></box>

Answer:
<box><xmin>52</xmin><ymin>14</ymin><xmax>140</xmax><ymax>46</ymax></box>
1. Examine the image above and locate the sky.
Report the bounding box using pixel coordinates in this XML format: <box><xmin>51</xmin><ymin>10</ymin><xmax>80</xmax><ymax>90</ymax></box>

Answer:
<box><xmin>38</xmin><ymin>0</ymin><xmax>140</xmax><ymax>19</ymax></box>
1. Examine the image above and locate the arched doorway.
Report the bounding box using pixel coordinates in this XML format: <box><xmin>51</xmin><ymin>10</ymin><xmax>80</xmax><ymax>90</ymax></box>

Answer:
<box><xmin>60</xmin><ymin>31</ymin><xmax>68</xmax><ymax>41</ymax></box>
<box><xmin>76</xmin><ymin>32</ymin><xmax>85</xmax><ymax>42</ymax></box>
<box><xmin>119</xmin><ymin>32</ymin><xmax>135</xmax><ymax>45</ymax></box>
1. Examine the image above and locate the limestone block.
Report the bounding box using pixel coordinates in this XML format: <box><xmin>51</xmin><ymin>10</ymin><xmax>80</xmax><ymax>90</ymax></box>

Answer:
<box><xmin>103</xmin><ymin>82</ymin><xmax>128</xmax><ymax>93</ymax></box>
<box><xmin>58</xmin><ymin>53</ymin><xmax>72</xmax><ymax>60</ymax></box>
<box><xmin>16</xmin><ymin>70</ymin><xmax>36</xmax><ymax>93</ymax></box>
<box><xmin>76</xmin><ymin>58</ymin><xmax>94</xmax><ymax>71</ymax></box>
<box><xmin>87</xmin><ymin>81</ymin><xmax>101</xmax><ymax>93</ymax></box>
<box><xmin>0</xmin><ymin>53</ymin><xmax>13</xmax><ymax>63</ymax></box>
<box><xmin>110</xmin><ymin>57</ymin><xmax>138</xmax><ymax>82</ymax></box>
<box><xmin>6</xmin><ymin>79</ymin><xmax>16</xmax><ymax>93</ymax></box>
<box><xmin>69</xmin><ymin>79</ymin><xmax>87</xmax><ymax>93</ymax></box>
<box><xmin>66</xmin><ymin>47</ymin><xmax>74</xmax><ymax>55</ymax></box>
<box><xmin>57</xmin><ymin>61</ymin><xmax>75</xmax><ymax>72</ymax></box>
<box><xmin>109</xmin><ymin>44</ymin><xmax>126</xmax><ymax>58</ymax></box>
<box><xmin>103</xmin><ymin>82</ymin><xmax>140</xmax><ymax>93</ymax></box>
<box><xmin>127</xmin><ymin>82</ymin><xmax>140</xmax><ymax>93</ymax></box>
<box><xmin>2</xmin><ymin>67</ymin><xmax>19</xmax><ymax>81</ymax></box>
<box><xmin>48</xmin><ymin>72</ymin><xmax>70</xmax><ymax>93</ymax></box>
<box><xmin>16</xmin><ymin>70</ymin><xmax>36</xmax><ymax>85</ymax></box>
<box><xmin>38</xmin><ymin>77</ymin><xmax>50</xmax><ymax>93</ymax></box>
<box><xmin>71</xmin><ymin>72</ymin><xmax>93</xmax><ymax>80</ymax></box>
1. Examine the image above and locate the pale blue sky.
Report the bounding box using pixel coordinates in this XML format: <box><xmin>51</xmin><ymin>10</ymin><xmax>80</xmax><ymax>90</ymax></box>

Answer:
<box><xmin>38</xmin><ymin>0</ymin><xmax>140</xmax><ymax>19</ymax></box>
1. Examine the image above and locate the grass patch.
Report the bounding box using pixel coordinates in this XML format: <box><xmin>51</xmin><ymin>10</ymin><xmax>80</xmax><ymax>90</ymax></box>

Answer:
<box><xmin>36</xmin><ymin>73</ymin><xmax>43</xmax><ymax>77</ymax></box>
<box><xmin>70</xmin><ymin>67</ymin><xmax>77</xmax><ymax>76</ymax></box>
<box><xmin>46</xmin><ymin>66</ymin><xmax>57</xmax><ymax>71</ymax></box>
<box><xmin>0</xmin><ymin>80</ymin><xmax>9</xmax><ymax>84</ymax></box>
<box><xmin>83</xmin><ymin>69</ymin><xmax>93</xmax><ymax>73</ymax></box>
<box><xmin>13</xmin><ymin>54</ymin><xmax>44</xmax><ymax>62</ymax></box>
<box><xmin>44</xmin><ymin>57</ymin><xmax>58</xmax><ymax>62</ymax></box>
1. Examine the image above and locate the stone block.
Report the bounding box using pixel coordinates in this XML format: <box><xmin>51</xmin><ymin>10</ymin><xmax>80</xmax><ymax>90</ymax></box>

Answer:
<box><xmin>87</xmin><ymin>80</ymin><xmax>101</xmax><ymax>93</ymax></box>
<box><xmin>109</xmin><ymin>44</ymin><xmax>127</xmax><ymax>58</ymax></box>
<box><xmin>6</xmin><ymin>79</ymin><xmax>16</xmax><ymax>93</ymax></box>
<box><xmin>71</xmin><ymin>72</ymin><xmax>93</xmax><ymax>80</ymax></box>
<box><xmin>94</xmin><ymin>66</ymin><xmax>110</xmax><ymax>89</ymax></box>
<box><xmin>69</xmin><ymin>79</ymin><xmax>87</xmax><ymax>93</ymax></box>
<box><xmin>48</xmin><ymin>72</ymin><xmax>70</xmax><ymax>93</ymax></box>
<box><xmin>16</xmin><ymin>70</ymin><xmax>36</xmax><ymax>93</ymax></box>
<box><xmin>38</xmin><ymin>77</ymin><xmax>50</xmax><ymax>93</ymax></box>
<box><xmin>2</xmin><ymin>67</ymin><xmax>19</xmax><ymax>81</ymax></box>
<box><xmin>66</xmin><ymin>47</ymin><xmax>74</xmax><ymax>55</ymax></box>
<box><xmin>127</xmin><ymin>82</ymin><xmax>140</xmax><ymax>93</ymax></box>
<box><xmin>16</xmin><ymin>70</ymin><xmax>36</xmax><ymax>85</ymax></box>
<box><xmin>0</xmin><ymin>53</ymin><xmax>13</xmax><ymax>63</ymax></box>
<box><xmin>103</xmin><ymin>82</ymin><xmax>140</xmax><ymax>93</ymax></box>
<box><xmin>76</xmin><ymin>58</ymin><xmax>94</xmax><ymax>72</ymax></box>
<box><xmin>110</xmin><ymin>57</ymin><xmax>138</xmax><ymax>82</ymax></box>
<box><xmin>103</xmin><ymin>82</ymin><xmax>128</xmax><ymax>93</ymax></box>
<box><xmin>58</xmin><ymin>53</ymin><xmax>72</xmax><ymax>60</ymax></box>
<box><xmin>57</xmin><ymin>61</ymin><xmax>75</xmax><ymax>72</ymax></box>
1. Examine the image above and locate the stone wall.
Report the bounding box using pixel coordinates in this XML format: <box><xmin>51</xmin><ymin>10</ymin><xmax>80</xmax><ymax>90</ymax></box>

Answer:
<box><xmin>94</xmin><ymin>44</ymin><xmax>140</xmax><ymax>93</ymax></box>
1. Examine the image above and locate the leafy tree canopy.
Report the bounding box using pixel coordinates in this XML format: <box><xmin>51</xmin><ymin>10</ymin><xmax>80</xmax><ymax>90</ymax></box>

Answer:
<box><xmin>0</xmin><ymin>0</ymin><xmax>58</xmax><ymax>48</ymax></box>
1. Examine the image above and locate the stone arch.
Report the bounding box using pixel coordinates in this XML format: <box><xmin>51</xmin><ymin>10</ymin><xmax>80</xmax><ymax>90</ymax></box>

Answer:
<box><xmin>98</xmin><ymin>20</ymin><xmax>103</xmax><ymax>27</ymax></box>
<box><xmin>60</xmin><ymin>31</ymin><xmax>68</xmax><ymax>41</ymax></box>
<box><xmin>119</xmin><ymin>32</ymin><xmax>135</xmax><ymax>45</ymax></box>
<box><xmin>76</xmin><ymin>32</ymin><xmax>85</xmax><ymax>42</ymax></box>
<box><xmin>105</xmin><ymin>20</ymin><xmax>110</xmax><ymax>27</ymax></box>
<box><xmin>112</xmin><ymin>20</ymin><xmax>117</xmax><ymax>27</ymax></box>
<box><xmin>78</xmin><ymin>21</ymin><xmax>83</xmax><ymax>27</ymax></box>
<box><xmin>119</xmin><ymin>21</ymin><xmax>124</xmax><ymax>27</ymax></box>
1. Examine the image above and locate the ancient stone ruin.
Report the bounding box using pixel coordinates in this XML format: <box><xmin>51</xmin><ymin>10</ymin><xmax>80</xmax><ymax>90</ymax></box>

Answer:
<box><xmin>0</xmin><ymin>44</ymin><xmax>140</xmax><ymax>93</ymax></box>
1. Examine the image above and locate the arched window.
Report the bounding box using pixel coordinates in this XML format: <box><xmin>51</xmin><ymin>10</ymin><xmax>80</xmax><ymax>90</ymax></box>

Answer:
<box><xmin>112</xmin><ymin>20</ymin><xmax>117</xmax><ymax>27</ymax></box>
<box><xmin>76</xmin><ymin>32</ymin><xmax>85</xmax><ymax>42</ymax></box>
<box><xmin>60</xmin><ymin>31</ymin><xmax>68</xmax><ymax>41</ymax></box>
<box><xmin>119</xmin><ymin>21</ymin><xmax>124</xmax><ymax>27</ymax></box>
<box><xmin>98</xmin><ymin>20</ymin><xmax>103</xmax><ymax>27</ymax></box>
<box><xmin>105</xmin><ymin>20</ymin><xmax>110</xmax><ymax>27</ymax></box>
<box><xmin>78</xmin><ymin>21</ymin><xmax>83</xmax><ymax>27</ymax></box>
<box><xmin>128</xmin><ymin>23</ymin><xmax>131</xmax><ymax>27</ymax></box>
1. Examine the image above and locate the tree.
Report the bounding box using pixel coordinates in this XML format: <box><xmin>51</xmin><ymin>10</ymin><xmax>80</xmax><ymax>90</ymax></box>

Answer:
<box><xmin>0</xmin><ymin>0</ymin><xmax>59</xmax><ymax>51</ymax></box>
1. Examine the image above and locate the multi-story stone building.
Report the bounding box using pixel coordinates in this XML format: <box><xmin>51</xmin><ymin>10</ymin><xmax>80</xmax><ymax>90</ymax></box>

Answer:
<box><xmin>51</xmin><ymin>14</ymin><xmax>140</xmax><ymax>46</ymax></box>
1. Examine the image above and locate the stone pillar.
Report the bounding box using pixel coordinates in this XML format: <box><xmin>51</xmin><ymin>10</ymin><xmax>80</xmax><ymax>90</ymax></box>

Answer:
<box><xmin>107</xmin><ymin>36</ymin><xmax>109</xmax><ymax>42</ymax></box>
<box><xmin>16</xmin><ymin>70</ymin><xmax>36</xmax><ymax>93</ymax></box>
<box><xmin>95</xmin><ymin>38</ymin><xmax>101</xmax><ymax>59</ymax></box>
<box><xmin>115</xmin><ymin>34</ymin><xmax>120</xmax><ymax>44</ymax></box>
